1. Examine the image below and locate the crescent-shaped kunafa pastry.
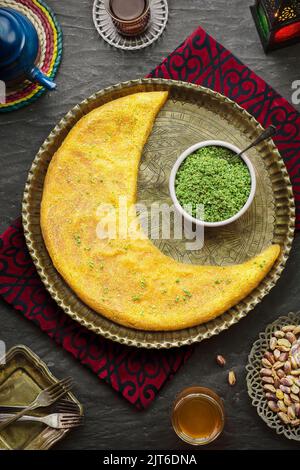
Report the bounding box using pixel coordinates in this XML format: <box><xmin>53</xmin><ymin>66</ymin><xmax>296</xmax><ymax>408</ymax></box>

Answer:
<box><xmin>41</xmin><ymin>91</ymin><xmax>280</xmax><ymax>331</ymax></box>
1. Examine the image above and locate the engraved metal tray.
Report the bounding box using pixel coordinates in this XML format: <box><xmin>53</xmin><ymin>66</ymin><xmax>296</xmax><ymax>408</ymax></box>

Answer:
<box><xmin>22</xmin><ymin>79</ymin><xmax>295</xmax><ymax>348</ymax></box>
<box><xmin>246</xmin><ymin>312</ymin><xmax>300</xmax><ymax>441</ymax></box>
<box><xmin>0</xmin><ymin>345</ymin><xmax>83</xmax><ymax>450</ymax></box>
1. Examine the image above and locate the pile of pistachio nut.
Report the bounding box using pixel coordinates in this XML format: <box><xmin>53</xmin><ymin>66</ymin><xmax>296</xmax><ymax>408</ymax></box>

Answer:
<box><xmin>261</xmin><ymin>324</ymin><xmax>300</xmax><ymax>426</ymax></box>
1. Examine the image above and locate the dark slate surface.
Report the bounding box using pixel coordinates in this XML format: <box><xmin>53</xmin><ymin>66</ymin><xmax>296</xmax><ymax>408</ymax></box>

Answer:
<box><xmin>1</xmin><ymin>0</ymin><xmax>300</xmax><ymax>450</ymax></box>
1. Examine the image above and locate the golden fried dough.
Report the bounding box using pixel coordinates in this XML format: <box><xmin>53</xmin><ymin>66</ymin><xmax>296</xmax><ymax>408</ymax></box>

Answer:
<box><xmin>41</xmin><ymin>91</ymin><xmax>280</xmax><ymax>330</ymax></box>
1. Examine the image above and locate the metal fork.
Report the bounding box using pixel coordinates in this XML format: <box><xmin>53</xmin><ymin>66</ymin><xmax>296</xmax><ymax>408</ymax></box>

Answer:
<box><xmin>57</xmin><ymin>399</ymin><xmax>81</xmax><ymax>414</ymax></box>
<box><xmin>0</xmin><ymin>377</ymin><xmax>73</xmax><ymax>432</ymax></box>
<box><xmin>0</xmin><ymin>398</ymin><xmax>80</xmax><ymax>414</ymax></box>
<box><xmin>0</xmin><ymin>412</ymin><xmax>83</xmax><ymax>430</ymax></box>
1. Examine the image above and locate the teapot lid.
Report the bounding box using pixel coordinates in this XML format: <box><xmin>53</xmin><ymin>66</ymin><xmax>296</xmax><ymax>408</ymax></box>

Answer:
<box><xmin>0</xmin><ymin>8</ymin><xmax>25</xmax><ymax>66</ymax></box>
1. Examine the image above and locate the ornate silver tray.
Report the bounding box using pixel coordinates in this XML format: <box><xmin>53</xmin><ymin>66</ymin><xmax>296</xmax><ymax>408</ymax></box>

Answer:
<box><xmin>0</xmin><ymin>345</ymin><xmax>83</xmax><ymax>450</ymax></box>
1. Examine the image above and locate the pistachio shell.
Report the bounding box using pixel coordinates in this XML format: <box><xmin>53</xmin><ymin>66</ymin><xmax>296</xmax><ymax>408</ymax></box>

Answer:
<box><xmin>278</xmin><ymin>345</ymin><xmax>290</xmax><ymax>353</ymax></box>
<box><xmin>216</xmin><ymin>355</ymin><xmax>226</xmax><ymax>367</ymax></box>
<box><xmin>273</xmin><ymin>349</ymin><xmax>280</xmax><ymax>360</ymax></box>
<box><xmin>278</xmin><ymin>338</ymin><xmax>292</xmax><ymax>348</ymax></box>
<box><xmin>274</xmin><ymin>377</ymin><xmax>280</xmax><ymax>389</ymax></box>
<box><xmin>290</xmin><ymin>357</ymin><xmax>298</xmax><ymax>369</ymax></box>
<box><xmin>279</xmin><ymin>352</ymin><xmax>288</xmax><ymax>362</ymax></box>
<box><xmin>288</xmin><ymin>405</ymin><xmax>296</xmax><ymax>419</ymax></box>
<box><xmin>282</xmin><ymin>325</ymin><xmax>296</xmax><ymax>332</ymax></box>
<box><xmin>262</xmin><ymin>376</ymin><xmax>274</xmax><ymax>384</ymax></box>
<box><xmin>228</xmin><ymin>370</ymin><xmax>236</xmax><ymax>386</ymax></box>
<box><xmin>264</xmin><ymin>351</ymin><xmax>275</xmax><ymax>364</ymax></box>
<box><xmin>280</xmin><ymin>377</ymin><xmax>293</xmax><ymax>387</ymax></box>
<box><xmin>290</xmin><ymin>418</ymin><xmax>300</xmax><ymax>426</ymax></box>
<box><xmin>277</xmin><ymin>369</ymin><xmax>285</xmax><ymax>379</ymax></box>
<box><xmin>262</xmin><ymin>358</ymin><xmax>272</xmax><ymax>368</ymax></box>
<box><xmin>294</xmin><ymin>378</ymin><xmax>300</xmax><ymax>387</ymax></box>
<box><xmin>273</xmin><ymin>361</ymin><xmax>284</xmax><ymax>370</ymax></box>
<box><xmin>291</xmin><ymin>343</ymin><xmax>300</xmax><ymax>355</ymax></box>
<box><xmin>280</xmin><ymin>385</ymin><xmax>291</xmax><ymax>394</ymax></box>
<box><xmin>294</xmin><ymin>403</ymin><xmax>300</xmax><ymax>417</ymax></box>
<box><xmin>268</xmin><ymin>401</ymin><xmax>279</xmax><ymax>413</ymax></box>
<box><xmin>278</xmin><ymin>400</ymin><xmax>287</xmax><ymax>412</ymax></box>
<box><xmin>270</xmin><ymin>337</ymin><xmax>277</xmax><ymax>351</ymax></box>
<box><xmin>264</xmin><ymin>384</ymin><xmax>276</xmax><ymax>393</ymax></box>
<box><xmin>284</xmin><ymin>394</ymin><xmax>292</xmax><ymax>406</ymax></box>
<box><xmin>286</xmin><ymin>332</ymin><xmax>297</xmax><ymax>344</ymax></box>
<box><xmin>260</xmin><ymin>368</ymin><xmax>273</xmax><ymax>376</ymax></box>
<box><xmin>266</xmin><ymin>392</ymin><xmax>277</xmax><ymax>400</ymax></box>
<box><xmin>278</xmin><ymin>412</ymin><xmax>290</xmax><ymax>424</ymax></box>
<box><xmin>293</xmin><ymin>326</ymin><xmax>300</xmax><ymax>336</ymax></box>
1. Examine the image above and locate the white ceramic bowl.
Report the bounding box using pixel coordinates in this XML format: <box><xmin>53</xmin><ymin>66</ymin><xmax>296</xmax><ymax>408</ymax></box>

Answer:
<box><xmin>169</xmin><ymin>140</ymin><xmax>256</xmax><ymax>228</ymax></box>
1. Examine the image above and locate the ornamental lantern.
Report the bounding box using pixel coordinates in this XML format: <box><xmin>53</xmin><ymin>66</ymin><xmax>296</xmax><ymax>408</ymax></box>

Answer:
<box><xmin>251</xmin><ymin>0</ymin><xmax>300</xmax><ymax>52</ymax></box>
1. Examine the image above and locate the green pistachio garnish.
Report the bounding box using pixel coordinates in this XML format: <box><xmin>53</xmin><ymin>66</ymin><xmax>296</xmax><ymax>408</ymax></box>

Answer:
<box><xmin>182</xmin><ymin>288</ymin><xmax>192</xmax><ymax>298</ymax></box>
<box><xmin>73</xmin><ymin>234</ymin><xmax>81</xmax><ymax>246</ymax></box>
<box><xmin>175</xmin><ymin>146</ymin><xmax>251</xmax><ymax>223</ymax></box>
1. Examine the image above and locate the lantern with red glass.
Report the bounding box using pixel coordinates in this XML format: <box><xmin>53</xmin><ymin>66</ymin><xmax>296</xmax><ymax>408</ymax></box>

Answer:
<box><xmin>251</xmin><ymin>0</ymin><xmax>300</xmax><ymax>52</ymax></box>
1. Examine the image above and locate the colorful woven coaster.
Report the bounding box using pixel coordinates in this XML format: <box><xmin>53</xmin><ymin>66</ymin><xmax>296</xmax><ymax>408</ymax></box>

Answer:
<box><xmin>0</xmin><ymin>0</ymin><xmax>62</xmax><ymax>113</ymax></box>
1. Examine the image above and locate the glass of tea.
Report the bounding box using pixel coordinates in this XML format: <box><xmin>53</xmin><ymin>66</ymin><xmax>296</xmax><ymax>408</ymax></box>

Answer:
<box><xmin>171</xmin><ymin>386</ymin><xmax>225</xmax><ymax>445</ymax></box>
<box><xmin>106</xmin><ymin>0</ymin><xmax>151</xmax><ymax>37</ymax></box>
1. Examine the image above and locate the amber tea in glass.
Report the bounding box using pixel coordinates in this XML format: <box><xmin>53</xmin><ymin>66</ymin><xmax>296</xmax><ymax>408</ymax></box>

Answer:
<box><xmin>171</xmin><ymin>386</ymin><xmax>225</xmax><ymax>445</ymax></box>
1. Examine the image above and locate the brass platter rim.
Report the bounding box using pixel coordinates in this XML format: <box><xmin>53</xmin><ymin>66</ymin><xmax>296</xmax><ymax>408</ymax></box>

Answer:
<box><xmin>22</xmin><ymin>78</ymin><xmax>295</xmax><ymax>349</ymax></box>
<box><xmin>0</xmin><ymin>344</ymin><xmax>83</xmax><ymax>450</ymax></box>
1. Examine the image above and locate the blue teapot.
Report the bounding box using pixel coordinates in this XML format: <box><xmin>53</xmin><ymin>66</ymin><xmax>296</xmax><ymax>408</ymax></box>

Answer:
<box><xmin>0</xmin><ymin>7</ymin><xmax>56</xmax><ymax>90</ymax></box>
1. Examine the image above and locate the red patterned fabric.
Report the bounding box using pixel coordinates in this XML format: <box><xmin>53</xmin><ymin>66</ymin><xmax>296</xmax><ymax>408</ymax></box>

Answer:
<box><xmin>148</xmin><ymin>27</ymin><xmax>300</xmax><ymax>228</ymax></box>
<box><xmin>0</xmin><ymin>220</ymin><xmax>192</xmax><ymax>409</ymax></box>
<box><xmin>1</xmin><ymin>27</ymin><xmax>299</xmax><ymax>409</ymax></box>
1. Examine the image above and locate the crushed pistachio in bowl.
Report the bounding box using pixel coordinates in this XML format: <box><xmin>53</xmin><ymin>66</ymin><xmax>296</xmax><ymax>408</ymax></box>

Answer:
<box><xmin>169</xmin><ymin>140</ymin><xmax>256</xmax><ymax>228</ymax></box>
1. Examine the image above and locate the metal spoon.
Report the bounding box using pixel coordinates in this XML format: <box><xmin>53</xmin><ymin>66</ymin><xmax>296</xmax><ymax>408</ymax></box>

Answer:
<box><xmin>236</xmin><ymin>125</ymin><xmax>277</xmax><ymax>157</ymax></box>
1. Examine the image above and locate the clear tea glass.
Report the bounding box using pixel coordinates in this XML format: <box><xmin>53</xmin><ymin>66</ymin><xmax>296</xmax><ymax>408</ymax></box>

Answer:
<box><xmin>171</xmin><ymin>386</ymin><xmax>225</xmax><ymax>445</ymax></box>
